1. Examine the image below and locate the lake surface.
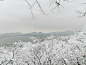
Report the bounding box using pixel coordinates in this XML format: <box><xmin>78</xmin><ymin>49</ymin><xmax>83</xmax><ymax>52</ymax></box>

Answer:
<box><xmin>0</xmin><ymin>36</ymin><xmax>30</xmax><ymax>44</ymax></box>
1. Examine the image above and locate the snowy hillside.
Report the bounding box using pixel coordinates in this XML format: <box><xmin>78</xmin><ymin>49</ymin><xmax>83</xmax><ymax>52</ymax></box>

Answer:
<box><xmin>0</xmin><ymin>26</ymin><xmax>86</xmax><ymax>65</ymax></box>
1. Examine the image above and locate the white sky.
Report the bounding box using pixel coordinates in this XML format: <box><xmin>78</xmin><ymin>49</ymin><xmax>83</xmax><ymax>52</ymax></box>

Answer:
<box><xmin>0</xmin><ymin>0</ymin><xmax>86</xmax><ymax>34</ymax></box>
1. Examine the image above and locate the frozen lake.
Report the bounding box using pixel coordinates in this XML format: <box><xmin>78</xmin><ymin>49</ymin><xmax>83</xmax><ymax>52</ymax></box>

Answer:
<box><xmin>0</xmin><ymin>36</ymin><xmax>30</xmax><ymax>44</ymax></box>
<box><xmin>0</xmin><ymin>36</ymin><xmax>47</xmax><ymax>45</ymax></box>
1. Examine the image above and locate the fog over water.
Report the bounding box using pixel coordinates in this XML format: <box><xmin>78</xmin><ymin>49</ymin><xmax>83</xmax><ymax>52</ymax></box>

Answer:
<box><xmin>0</xmin><ymin>36</ymin><xmax>30</xmax><ymax>44</ymax></box>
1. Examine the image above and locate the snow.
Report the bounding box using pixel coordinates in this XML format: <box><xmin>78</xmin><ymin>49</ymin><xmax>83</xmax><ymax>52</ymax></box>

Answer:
<box><xmin>0</xmin><ymin>26</ymin><xmax>86</xmax><ymax>65</ymax></box>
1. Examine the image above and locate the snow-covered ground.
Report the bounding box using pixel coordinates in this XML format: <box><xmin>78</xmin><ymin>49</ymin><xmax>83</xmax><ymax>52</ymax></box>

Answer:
<box><xmin>0</xmin><ymin>26</ymin><xmax>86</xmax><ymax>65</ymax></box>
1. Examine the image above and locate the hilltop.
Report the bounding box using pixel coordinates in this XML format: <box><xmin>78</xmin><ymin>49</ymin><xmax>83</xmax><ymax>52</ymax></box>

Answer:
<box><xmin>0</xmin><ymin>26</ymin><xmax>86</xmax><ymax>65</ymax></box>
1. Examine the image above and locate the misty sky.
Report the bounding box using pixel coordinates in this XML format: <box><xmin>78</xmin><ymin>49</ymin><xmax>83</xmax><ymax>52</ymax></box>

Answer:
<box><xmin>0</xmin><ymin>0</ymin><xmax>86</xmax><ymax>34</ymax></box>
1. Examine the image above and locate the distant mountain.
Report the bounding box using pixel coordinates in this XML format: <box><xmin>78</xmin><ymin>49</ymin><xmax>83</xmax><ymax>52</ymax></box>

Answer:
<box><xmin>0</xmin><ymin>32</ymin><xmax>22</xmax><ymax>37</ymax></box>
<box><xmin>0</xmin><ymin>31</ymin><xmax>74</xmax><ymax>37</ymax></box>
<box><xmin>22</xmin><ymin>32</ymin><xmax>45</xmax><ymax>36</ymax></box>
<box><xmin>21</xmin><ymin>30</ymin><xmax>74</xmax><ymax>36</ymax></box>
<box><xmin>56</xmin><ymin>30</ymin><xmax>74</xmax><ymax>35</ymax></box>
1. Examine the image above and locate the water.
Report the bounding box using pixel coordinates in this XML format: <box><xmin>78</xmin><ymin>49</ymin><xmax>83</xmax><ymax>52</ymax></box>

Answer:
<box><xmin>0</xmin><ymin>36</ymin><xmax>47</xmax><ymax>45</ymax></box>
<box><xmin>0</xmin><ymin>36</ymin><xmax>30</xmax><ymax>44</ymax></box>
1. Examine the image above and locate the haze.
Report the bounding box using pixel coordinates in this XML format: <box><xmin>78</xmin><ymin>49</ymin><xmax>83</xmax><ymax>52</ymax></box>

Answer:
<box><xmin>0</xmin><ymin>0</ymin><xmax>86</xmax><ymax>34</ymax></box>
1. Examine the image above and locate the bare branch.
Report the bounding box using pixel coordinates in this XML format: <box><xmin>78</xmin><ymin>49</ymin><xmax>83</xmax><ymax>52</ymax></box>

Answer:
<box><xmin>25</xmin><ymin>0</ymin><xmax>36</xmax><ymax>20</ymax></box>
<box><xmin>52</xmin><ymin>0</ymin><xmax>64</xmax><ymax>13</ymax></box>
<box><xmin>49</xmin><ymin>0</ymin><xmax>55</xmax><ymax>7</ymax></box>
<box><xmin>24</xmin><ymin>0</ymin><xmax>31</xmax><ymax>6</ymax></box>
<box><xmin>75</xmin><ymin>10</ymin><xmax>86</xmax><ymax>17</ymax></box>
<box><xmin>35</xmin><ymin>0</ymin><xmax>49</xmax><ymax>15</ymax></box>
<box><xmin>63</xmin><ymin>0</ymin><xmax>74</xmax><ymax>2</ymax></box>
<box><xmin>24</xmin><ymin>0</ymin><xmax>86</xmax><ymax>19</ymax></box>
<box><xmin>82</xmin><ymin>3</ymin><xmax>86</xmax><ymax>4</ymax></box>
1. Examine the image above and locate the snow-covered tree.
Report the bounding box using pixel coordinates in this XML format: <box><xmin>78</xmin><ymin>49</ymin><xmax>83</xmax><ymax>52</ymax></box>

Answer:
<box><xmin>0</xmin><ymin>26</ymin><xmax>86</xmax><ymax>65</ymax></box>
